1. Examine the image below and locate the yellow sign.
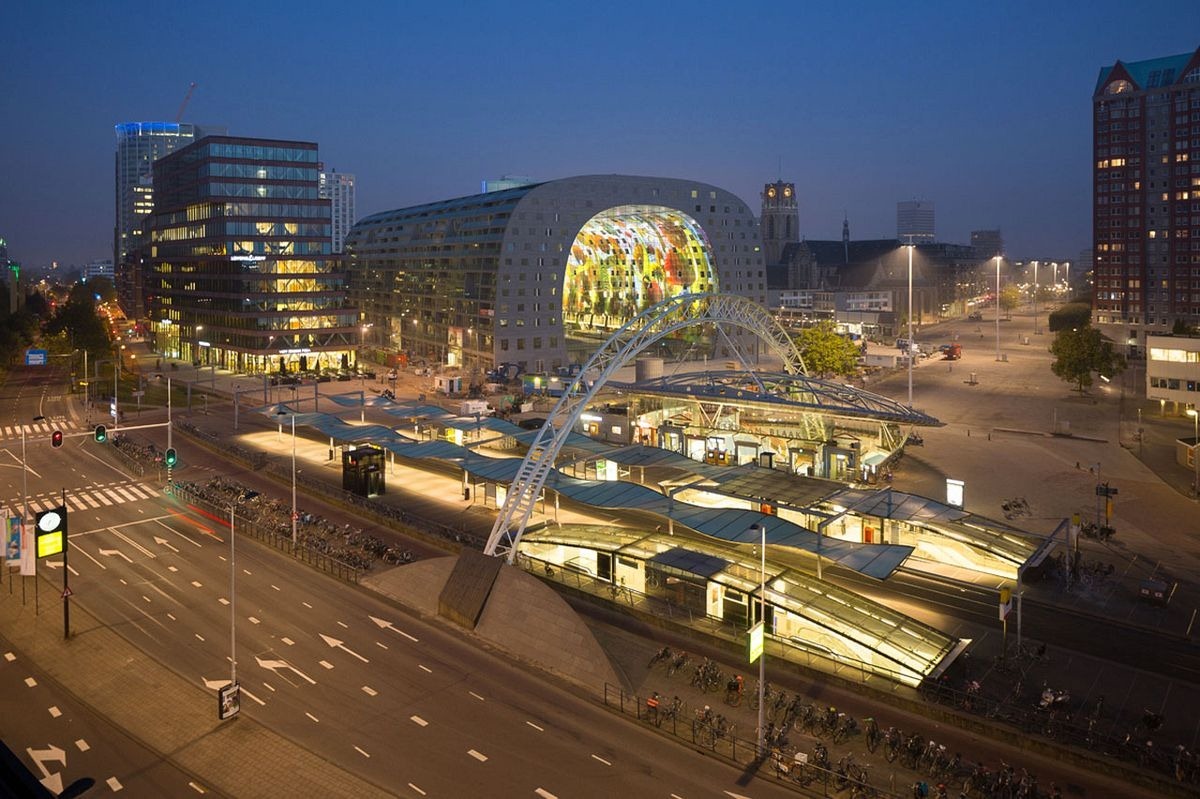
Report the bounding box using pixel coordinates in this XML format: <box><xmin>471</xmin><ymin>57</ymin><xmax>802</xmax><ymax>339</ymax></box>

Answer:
<box><xmin>37</xmin><ymin>531</ymin><xmax>63</xmax><ymax>558</ymax></box>
<box><xmin>999</xmin><ymin>587</ymin><xmax>1011</xmax><ymax>604</ymax></box>
<box><xmin>748</xmin><ymin>621</ymin><xmax>764</xmax><ymax>663</ymax></box>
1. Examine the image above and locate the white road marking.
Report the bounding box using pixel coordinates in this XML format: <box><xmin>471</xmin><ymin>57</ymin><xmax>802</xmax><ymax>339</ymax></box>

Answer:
<box><xmin>319</xmin><ymin>633</ymin><xmax>369</xmax><ymax>663</ymax></box>
<box><xmin>407</xmin><ymin>784</ymin><xmax>426</xmax><ymax>796</ymax></box>
<box><xmin>194</xmin><ymin>634</ymin><xmax>205</xmax><ymax>642</ymax></box>
<box><xmin>362</xmin><ymin>686</ymin><xmax>377</xmax><ymax>696</ymax></box>
<box><xmin>354</xmin><ymin>745</ymin><xmax>370</xmax><ymax>758</ymax></box>
<box><xmin>248</xmin><ymin>616</ymin><xmax>260</xmax><ymax>624</ymax></box>
<box><xmin>535</xmin><ymin>789</ymin><xmax>557</xmax><ymax>799</ymax></box>
<box><xmin>240</xmin><ymin>687</ymin><xmax>266</xmax><ymax>706</ymax></box>
<box><xmin>320</xmin><ymin>660</ymin><xmax>334</xmax><ymax>670</ymax></box>
<box><xmin>3</xmin><ymin>652</ymin><xmax>14</xmax><ymax>662</ymax></box>
<box><xmin>376</xmin><ymin>641</ymin><xmax>388</xmax><ymax>650</ymax></box>
<box><xmin>167</xmin><ymin>566</ymin><xmax>178</xmax><ymax>572</ymax></box>
<box><xmin>723</xmin><ymin>792</ymin><xmax>754</xmax><ymax>799</ymax></box>
<box><xmin>74</xmin><ymin>740</ymin><xmax>89</xmax><ymax>752</ymax></box>
<box><xmin>591</xmin><ymin>754</ymin><xmax>611</xmax><ymax>766</ymax></box>
<box><xmin>302</xmin><ymin>601</ymin><xmax>313</xmax><ymax>609</ymax></box>
<box><xmin>467</xmin><ymin>749</ymin><xmax>488</xmax><ymax>762</ymax></box>
<box><xmin>106</xmin><ymin>776</ymin><xmax>123</xmax><ymax>791</ymax></box>
<box><xmin>191</xmin><ymin>581</ymin><xmax>202</xmax><ymax>588</ymax></box>
<box><xmin>218</xmin><ymin>598</ymin><xmax>229</xmax><ymax>606</ymax></box>
<box><xmin>142</xmin><ymin>595</ymin><xmax>152</xmax><ymax>603</ymax></box>
<box><xmin>526</xmin><ymin>721</ymin><xmax>543</xmax><ymax>731</ymax></box>
<box><xmin>242</xmin><ymin>569</ymin><xmax>252</xmax><ymax>576</ymax></box>
<box><xmin>48</xmin><ymin>706</ymin><xmax>61</xmax><ymax>718</ymax></box>
<box><xmin>24</xmin><ymin>677</ymin><xmax>37</xmax><ymax>687</ymax></box>
<box><xmin>337</xmin><ymin>621</ymin><xmax>348</xmax><ymax>628</ymax></box>
<box><xmin>271</xmin><ymin>584</ymin><xmax>280</xmax><ymax>591</ymax></box>
<box><xmin>469</xmin><ymin>691</ymin><xmax>485</xmax><ymax>701</ymax></box>
<box><xmin>255</xmin><ymin>656</ymin><xmax>316</xmax><ymax>685</ymax></box>
<box><xmin>369</xmin><ymin>614</ymin><xmax>419</xmax><ymax>642</ymax></box>
<box><xmin>305</xmin><ymin>711</ymin><xmax>319</xmax><ymax>723</ymax></box>
<box><xmin>418</xmin><ymin>664</ymin><xmax>432</xmax><ymax>673</ymax></box>
<box><xmin>187</xmin><ymin>781</ymin><xmax>206</xmax><ymax>793</ymax></box>
<box><xmin>263</xmin><ymin>682</ymin><xmax>276</xmax><ymax>692</ymax></box>
<box><xmin>410</xmin><ymin>715</ymin><xmax>428</xmax><ymax>727</ymax></box>
<box><xmin>167</xmin><ymin>613</ymin><xmax>176</xmax><ymax>621</ymax></box>
<box><xmin>281</xmin><ymin>637</ymin><xmax>294</xmax><ymax>646</ymax></box>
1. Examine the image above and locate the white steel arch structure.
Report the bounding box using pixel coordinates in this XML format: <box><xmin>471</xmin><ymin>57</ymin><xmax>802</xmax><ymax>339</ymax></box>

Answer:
<box><xmin>485</xmin><ymin>293</ymin><xmax>807</xmax><ymax>561</ymax></box>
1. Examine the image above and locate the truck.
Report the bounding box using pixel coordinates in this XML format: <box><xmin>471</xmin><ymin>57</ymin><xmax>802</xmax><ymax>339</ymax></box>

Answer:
<box><xmin>941</xmin><ymin>342</ymin><xmax>962</xmax><ymax>360</ymax></box>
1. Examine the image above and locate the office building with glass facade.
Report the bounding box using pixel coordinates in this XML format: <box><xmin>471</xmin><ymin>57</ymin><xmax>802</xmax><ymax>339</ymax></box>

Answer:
<box><xmin>146</xmin><ymin>136</ymin><xmax>358</xmax><ymax>375</ymax></box>
<box><xmin>345</xmin><ymin>174</ymin><xmax>764</xmax><ymax>375</ymax></box>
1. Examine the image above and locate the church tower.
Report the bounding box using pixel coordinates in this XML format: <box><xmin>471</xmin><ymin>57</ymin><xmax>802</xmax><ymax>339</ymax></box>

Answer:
<box><xmin>760</xmin><ymin>180</ymin><xmax>798</xmax><ymax>266</ymax></box>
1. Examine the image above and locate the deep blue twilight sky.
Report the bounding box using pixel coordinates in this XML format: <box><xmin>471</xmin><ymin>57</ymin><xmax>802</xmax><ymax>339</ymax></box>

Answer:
<box><xmin>3</xmin><ymin>1</ymin><xmax>1199</xmax><ymax>271</ymax></box>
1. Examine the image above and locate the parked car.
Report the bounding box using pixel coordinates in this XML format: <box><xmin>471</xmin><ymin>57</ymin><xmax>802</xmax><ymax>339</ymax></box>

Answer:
<box><xmin>968</xmin><ymin>310</ymin><xmax>983</xmax><ymax>321</ymax></box>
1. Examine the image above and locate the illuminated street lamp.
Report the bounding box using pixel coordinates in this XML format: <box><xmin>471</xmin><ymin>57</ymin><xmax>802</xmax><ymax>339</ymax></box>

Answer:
<box><xmin>1188</xmin><ymin>408</ymin><xmax>1199</xmax><ymax>496</ymax></box>
<box><xmin>276</xmin><ymin>410</ymin><xmax>298</xmax><ymax>546</ymax></box>
<box><xmin>1031</xmin><ymin>260</ymin><xmax>1039</xmax><ymax>335</ymax></box>
<box><xmin>748</xmin><ymin>522</ymin><xmax>767</xmax><ymax>753</ymax></box>
<box><xmin>994</xmin><ymin>256</ymin><xmax>1002</xmax><ymax>362</ymax></box>
<box><xmin>906</xmin><ymin>239</ymin><xmax>915</xmax><ymax>408</ymax></box>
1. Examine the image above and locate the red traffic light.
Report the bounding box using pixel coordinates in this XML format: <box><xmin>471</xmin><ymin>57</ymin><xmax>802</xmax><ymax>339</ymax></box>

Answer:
<box><xmin>51</xmin><ymin>430</ymin><xmax>63</xmax><ymax>448</ymax></box>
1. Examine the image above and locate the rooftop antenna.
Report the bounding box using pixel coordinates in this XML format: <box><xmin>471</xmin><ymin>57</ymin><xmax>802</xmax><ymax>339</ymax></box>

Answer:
<box><xmin>175</xmin><ymin>82</ymin><xmax>197</xmax><ymax>123</ymax></box>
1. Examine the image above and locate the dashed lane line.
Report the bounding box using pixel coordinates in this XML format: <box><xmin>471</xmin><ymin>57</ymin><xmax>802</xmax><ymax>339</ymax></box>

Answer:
<box><xmin>526</xmin><ymin>721</ymin><xmax>543</xmax><ymax>731</ymax></box>
<box><xmin>467</xmin><ymin>749</ymin><xmax>488</xmax><ymax>762</ymax></box>
<box><xmin>354</xmin><ymin>745</ymin><xmax>370</xmax><ymax>758</ymax></box>
<box><xmin>418</xmin><ymin>665</ymin><xmax>432</xmax><ymax>673</ymax></box>
<box><xmin>410</xmin><ymin>715</ymin><xmax>428</xmax><ymax>727</ymax></box>
<box><xmin>591</xmin><ymin>754</ymin><xmax>612</xmax><ymax>766</ymax></box>
<box><xmin>408</xmin><ymin>784</ymin><xmax>426</xmax><ymax>796</ymax></box>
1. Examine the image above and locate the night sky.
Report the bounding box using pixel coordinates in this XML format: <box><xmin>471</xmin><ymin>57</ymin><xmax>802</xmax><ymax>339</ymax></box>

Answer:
<box><xmin>3</xmin><ymin>1</ymin><xmax>1198</xmax><ymax>271</ymax></box>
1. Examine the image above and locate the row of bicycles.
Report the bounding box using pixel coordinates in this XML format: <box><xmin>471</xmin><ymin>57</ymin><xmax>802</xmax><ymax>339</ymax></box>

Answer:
<box><xmin>173</xmin><ymin>476</ymin><xmax>415</xmax><ymax>571</ymax></box>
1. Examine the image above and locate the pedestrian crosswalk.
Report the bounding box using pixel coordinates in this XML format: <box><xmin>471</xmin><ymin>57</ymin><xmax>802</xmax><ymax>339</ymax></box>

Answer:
<box><xmin>0</xmin><ymin>418</ymin><xmax>79</xmax><ymax>441</ymax></box>
<box><xmin>5</xmin><ymin>481</ymin><xmax>161</xmax><ymax>515</ymax></box>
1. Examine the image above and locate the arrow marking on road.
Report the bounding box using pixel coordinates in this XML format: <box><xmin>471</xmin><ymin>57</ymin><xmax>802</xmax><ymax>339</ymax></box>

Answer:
<box><xmin>319</xmin><ymin>633</ymin><xmax>369</xmax><ymax>663</ymax></box>
<box><xmin>203</xmin><ymin>678</ymin><xmax>231</xmax><ymax>690</ymax></box>
<box><xmin>153</xmin><ymin>535</ymin><xmax>180</xmax><ymax>553</ymax></box>
<box><xmin>44</xmin><ymin>560</ymin><xmax>62</xmax><ymax>570</ymax></box>
<box><xmin>368</xmin><ymin>614</ymin><xmax>419</xmax><ymax>642</ymax></box>
<box><xmin>254</xmin><ymin>656</ymin><xmax>317</xmax><ymax>684</ymax></box>
<box><xmin>723</xmin><ymin>792</ymin><xmax>753</xmax><ymax>799</ymax></box>
<box><xmin>26</xmin><ymin>745</ymin><xmax>65</xmax><ymax>793</ymax></box>
<box><xmin>98</xmin><ymin>548</ymin><xmax>133</xmax><ymax>563</ymax></box>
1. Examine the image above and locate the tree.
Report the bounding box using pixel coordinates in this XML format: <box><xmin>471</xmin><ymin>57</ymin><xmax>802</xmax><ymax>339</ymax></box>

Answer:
<box><xmin>999</xmin><ymin>285</ymin><xmax>1021</xmax><ymax>320</ymax></box>
<box><xmin>1048</xmin><ymin>302</ymin><xmax>1092</xmax><ymax>332</ymax></box>
<box><xmin>794</xmin><ymin>322</ymin><xmax>860</xmax><ymax>378</ymax></box>
<box><xmin>1050</xmin><ymin>326</ymin><xmax>1126</xmax><ymax>394</ymax></box>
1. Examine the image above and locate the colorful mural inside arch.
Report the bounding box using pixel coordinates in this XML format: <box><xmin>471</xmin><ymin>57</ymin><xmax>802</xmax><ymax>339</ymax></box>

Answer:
<box><xmin>563</xmin><ymin>206</ymin><xmax>716</xmax><ymax>334</ymax></box>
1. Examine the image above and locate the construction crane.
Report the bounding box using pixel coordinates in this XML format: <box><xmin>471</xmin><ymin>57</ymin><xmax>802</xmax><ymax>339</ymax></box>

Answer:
<box><xmin>175</xmin><ymin>82</ymin><xmax>197</xmax><ymax>123</ymax></box>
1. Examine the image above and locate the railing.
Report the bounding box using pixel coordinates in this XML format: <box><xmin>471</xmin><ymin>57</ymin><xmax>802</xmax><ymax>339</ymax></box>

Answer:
<box><xmin>602</xmin><ymin>683</ymin><xmax>901</xmax><ymax>798</ymax></box>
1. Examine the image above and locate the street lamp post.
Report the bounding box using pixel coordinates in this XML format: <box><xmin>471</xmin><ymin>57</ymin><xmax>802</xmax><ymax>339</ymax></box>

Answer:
<box><xmin>1188</xmin><ymin>409</ymin><xmax>1199</xmax><ymax>496</ymax></box>
<box><xmin>277</xmin><ymin>410</ymin><xmax>298</xmax><ymax>546</ymax></box>
<box><xmin>906</xmin><ymin>239</ymin><xmax>915</xmax><ymax>408</ymax></box>
<box><xmin>1032</xmin><ymin>260</ymin><xmax>1039</xmax><ymax>335</ymax></box>
<box><xmin>994</xmin><ymin>255</ymin><xmax>1002</xmax><ymax>362</ymax></box>
<box><xmin>750</xmin><ymin>522</ymin><xmax>766</xmax><ymax>752</ymax></box>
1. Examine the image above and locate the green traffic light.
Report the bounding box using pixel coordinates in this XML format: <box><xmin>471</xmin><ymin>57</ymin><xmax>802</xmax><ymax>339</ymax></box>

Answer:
<box><xmin>94</xmin><ymin>424</ymin><xmax>107</xmax><ymax>443</ymax></box>
<box><xmin>165</xmin><ymin>447</ymin><xmax>177</xmax><ymax>468</ymax></box>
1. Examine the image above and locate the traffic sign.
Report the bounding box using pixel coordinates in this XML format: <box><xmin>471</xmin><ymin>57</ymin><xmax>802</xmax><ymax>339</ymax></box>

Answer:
<box><xmin>24</xmin><ymin>349</ymin><xmax>48</xmax><ymax>366</ymax></box>
<box><xmin>35</xmin><ymin>506</ymin><xmax>67</xmax><ymax>558</ymax></box>
<box><xmin>748</xmin><ymin>620</ymin><xmax>764</xmax><ymax>664</ymax></box>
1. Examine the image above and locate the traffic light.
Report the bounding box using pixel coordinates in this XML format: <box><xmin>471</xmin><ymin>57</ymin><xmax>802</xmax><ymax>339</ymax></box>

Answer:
<box><xmin>94</xmin><ymin>424</ymin><xmax>107</xmax><ymax>443</ymax></box>
<box><xmin>51</xmin><ymin>430</ymin><xmax>63</xmax><ymax>448</ymax></box>
<box><xmin>164</xmin><ymin>448</ymin><xmax>178</xmax><ymax>468</ymax></box>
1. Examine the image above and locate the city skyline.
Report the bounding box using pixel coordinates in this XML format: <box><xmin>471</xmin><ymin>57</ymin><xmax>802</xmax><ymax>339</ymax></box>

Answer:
<box><xmin>3</xmin><ymin>1</ymin><xmax>1199</xmax><ymax>270</ymax></box>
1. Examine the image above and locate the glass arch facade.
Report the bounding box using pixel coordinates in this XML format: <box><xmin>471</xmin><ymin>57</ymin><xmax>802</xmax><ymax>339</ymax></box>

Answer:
<box><xmin>563</xmin><ymin>205</ymin><xmax>716</xmax><ymax>343</ymax></box>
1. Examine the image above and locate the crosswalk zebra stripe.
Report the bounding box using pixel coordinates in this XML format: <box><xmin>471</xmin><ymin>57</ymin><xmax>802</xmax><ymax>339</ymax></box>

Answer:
<box><xmin>79</xmin><ymin>493</ymin><xmax>102</xmax><ymax>509</ymax></box>
<box><xmin>67</xmin><ymin>495</ymin><xmax>88</xmax><ymax>511</ymax></box>
<box><xmin>112</xmin><ymin>486</ymin><xmax>139</xmax><ymax>503</ymax></box>
<box><xmin>93</xmin><ymin>492</ymin><xmax>114</xmax><ymax>506</ymax></box>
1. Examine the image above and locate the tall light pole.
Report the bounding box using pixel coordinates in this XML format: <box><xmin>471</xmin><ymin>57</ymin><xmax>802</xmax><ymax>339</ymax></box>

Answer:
<box><xmin>906</xmin><ymin>239</ymin><xmax>915</xmax><ymax>407</ymax></box>
<box><xmin>229</xmin><ymin>504</ymin><xmax>237</xmax><ymax>691</ymax></box>
<box><xmin>1188</xmin><ymin>408</ymin><xmax>1199</xmax><ymax>496</ymax></box>
<box><xmin>1032</xmin><ymin>260</ymin><xmax>1040</xmax><ymax>335</ymax></box>
<box><xmin>750</xmin><ymin>522</ymin><xmax>766</xmax><ymax>752</ymax></box>
<box><xmin>994</xmin><ymin>255</ymin><xmax>1002</xmax><ymax>362</ymax></box>
<box><xmin>277</xmin><ymin>410</ymin><xmax>298</xmax><ymax>546</ymax></box>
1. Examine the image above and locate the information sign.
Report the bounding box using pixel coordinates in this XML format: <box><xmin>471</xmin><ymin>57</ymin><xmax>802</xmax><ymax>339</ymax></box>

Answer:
<box><xmin>748</xmin><ymin>620</ymin><xmax>765</xmax><ymax>664</ymax></box>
